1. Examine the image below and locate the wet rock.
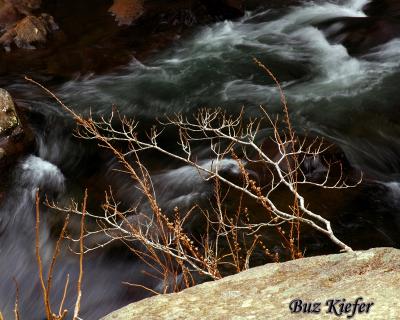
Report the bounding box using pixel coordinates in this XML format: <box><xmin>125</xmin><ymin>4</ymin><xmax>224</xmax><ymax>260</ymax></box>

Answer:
<box><xmin>0</xmin><ymin>14</ymin><xmax>58</xmax><ymax>50</ymax></box>
<box><xmin>0</xmin><ymin>88</ymin><xmax>19</xmax><ymax>135</ymax></box>
<box><xmin>0</xmin><ymin>0</ymin><xmax>42</xmax><ymax>28</ymax></box>
<box><xmin>317</xmin><ymin>0</ymin><xmax>400</xmax><ymax>55</ymax></box>
<box><xmin>363</xmin><ymin>0</ymin><xmax>400</xmax><ymax>18</ymax></box>
<box><xmin>318</xmin><ymin>16</ymin><xmax>400</xmax><ymax>55</ymax></box>
<box><xmin>224</xmin><ymin>0</ymin><xmax>243</xmax><ymax>12</ymax></box>
<box><xmin>8</xmin><ymin>0</ymin><xmax>41</xmax><ymax>15</ymax></box>
<box><xmin>109</xmin><ymin>0</ymin><xmax>144</xmax><ymax>26</ymax></box>
<box><xmin>202</xmin><ymin>0</ymin><xmax>245</xmax><ymax>19</ymax></box>
<box><xmin>102</xmin><ymin>247</ymin><xmax>400</xmax><ymax>320</ymax></box>
<box><xmin>0</xmin><ymin>88</ymin><xmax>33</xmax><ymax>170</ymax></box>
<box><xmin>0</xmin><ymin>0</ymin><xmax>58</xmax><ymax>51</ymax></box>
<box><xmin>13</xmin><ymin>15</ymin><xmax>47</xmax><ymax>46</ymax></box>
<box><xmin>0</xmin><ymin>1</ymin><xmax>21</xmax><ymax>29</ymax></box>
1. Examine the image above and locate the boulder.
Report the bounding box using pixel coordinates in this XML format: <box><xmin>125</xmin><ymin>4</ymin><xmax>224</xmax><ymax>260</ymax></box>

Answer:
<box><xmin>7</xmin><ymin>0</ymin><xmax>41</xmax><ymax>15</ymax></box>
<box><xmin>13</xmin><ymin>15</ymin><xmax>47</xmax><ymax>45</ymax></box>
<box><xmin>0</xmin><ymin>88</ymin><xmax>33</xmax><ymax>170</ymax></box>
<box><xmin>363</xmin><ymin>0</ymin><xmax>400</xmax><ymax>17</ymax></box>
<box><xmin>0</xmin><ymin>0</ymin><xmax>58</xmax><ymax>51</ymax></box>
<box><xmin>102</xmin><ymin>247</ymin><xmax>400</xmax><ymax>319</ymax></box>
<box><xmin>0</xmin><ymin>14</ymin><xmax>58</xmax><ymax>50</ymax></box>
<box><xmin>0</xmin><ymin>1</ymin><xmax>20</xmax><ymax>29</ymax></box>
<box><xmin>201</xmin><ymin>0</ymin><xmax>245</xmax><ymax>19</ymax></box>
<box><xmin>0</xmin><ymin>88</ymin><xmax>19</xmax><ymax>135</ymax></box>
<box><xmin>317</xmin><ymin>16</ymin><xmax>400</xmax><ymax>55</ymax></box>
<box><xmin>317</xmin><ymin>0</ymin><xmax>400</xmax><ymax>55</ymax></box>
<box><xmin>0</xmin><ymin>0</ymin><xmax>42</xmax><ymax>28</ymax></box>
<box><xmin>109</xmin><ymin>0</ymin><xmax>144</xmax><ymax>26</ymax></box>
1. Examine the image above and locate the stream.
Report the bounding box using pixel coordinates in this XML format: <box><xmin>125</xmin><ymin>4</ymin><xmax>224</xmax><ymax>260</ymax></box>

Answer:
<box><xmin>1</xmin><ymin>0</ymin><xmax>400</xmax><ymax>318</ymax></box>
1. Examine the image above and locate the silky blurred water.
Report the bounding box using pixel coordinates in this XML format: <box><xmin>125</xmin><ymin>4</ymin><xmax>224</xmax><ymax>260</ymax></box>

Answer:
<box><xmin>1</xmin><ymin>0</ymin><xmax>400</xmax><ymax>318</ymax></box>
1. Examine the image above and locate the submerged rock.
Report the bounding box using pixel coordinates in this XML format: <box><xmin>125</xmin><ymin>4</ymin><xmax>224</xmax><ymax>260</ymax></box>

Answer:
<box><xmin>102</xmin><ymin>247</ymin><xmax>400</xmax><ymax>319</ymax></box>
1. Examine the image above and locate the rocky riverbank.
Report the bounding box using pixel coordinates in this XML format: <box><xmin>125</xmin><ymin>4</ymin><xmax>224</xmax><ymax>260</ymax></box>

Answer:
<box><xmin>102</xmin><ymin>247</ymin><xmax>400</xmax><ymax>320</ymax></box>
<box><xmin>0</xmin><ymin>0</ymin><xmax>247</xmax><ymax>76</ymax></box>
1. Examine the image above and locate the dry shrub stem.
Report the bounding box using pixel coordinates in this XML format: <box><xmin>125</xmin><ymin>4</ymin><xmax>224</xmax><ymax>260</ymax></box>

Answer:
<box><xmin>13</xmin><ymin>279</ymin><xmax>20</xmax><ymax>320</ymax></box>
<box><xmin>35</xmin><ymin>190</ymin><xmax>86</xmax><ymax>320</ymax></box>
<box><xmin>73</xmin><ymin>189</ymin><xmax>87</xmax><ymax>320</ymax></box>
<box><xmin>26</xmin><ymin>61</ymin><xmax>360</xmax><ymax>294</ymax></box>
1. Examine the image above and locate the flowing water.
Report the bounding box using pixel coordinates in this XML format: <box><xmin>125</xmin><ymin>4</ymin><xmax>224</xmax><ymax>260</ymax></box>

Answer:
<box><xmin>1</xmin><ymin>0</ymin><xmax>400</xmax><ymax>318</ymax></box>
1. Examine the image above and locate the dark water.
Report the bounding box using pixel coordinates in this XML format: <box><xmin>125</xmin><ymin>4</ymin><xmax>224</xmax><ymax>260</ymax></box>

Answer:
<box><xmin>1</xmin><ymin>0</ymin><xmax>400</xmax><ymax>318</ymax></box>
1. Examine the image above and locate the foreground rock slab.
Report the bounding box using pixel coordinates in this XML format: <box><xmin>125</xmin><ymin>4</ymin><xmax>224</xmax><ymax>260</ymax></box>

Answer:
<box><xmin>103</xmin><ymin>247</ymin><xmax>400</xmax><ymax>320</ymax></box>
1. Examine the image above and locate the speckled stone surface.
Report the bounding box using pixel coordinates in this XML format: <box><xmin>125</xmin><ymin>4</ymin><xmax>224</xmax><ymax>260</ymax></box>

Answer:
<box><xmin>102</xmin><ymin>248</ymin><xmax>400</xmax><ymax>320</ymax></box>
<box><xmin>0</xmin><ymin>88</ymin><xmax>19</xmax><ymax>135</ymax></box>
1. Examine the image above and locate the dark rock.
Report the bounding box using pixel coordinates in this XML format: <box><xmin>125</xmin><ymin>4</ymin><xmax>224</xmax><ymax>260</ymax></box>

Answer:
<box><xmin>317</xmin><ymin>0</ymin><xmax>400</xmax><ymax>55</ymax></box>
<box><xmin>0</xmin><ymin>0</ymin><xmax>41</xmax><ymax>27</ymax></box>
<box><xmin>8</xmin><ymin>0</ymin><xmax>41</xmax><ymax>15</ymax></box>
<box><xmin>0</xmin><ymin>1</ymin><xmax>21</xmax><ymax>29</ymax></box>
<box><xmin>363</xmin><ymin>0</ymin><xmax>400</xmax><ymax>17</ymax></box>
<box><xmin>318</xmin><ymin>16</ymin><xmax>400</xmax><ymax>55</ymax></box>
<box><xmin>201</xmin><ymin>0</ymin><xmax>244</xmax><ymax>19</ymax></box>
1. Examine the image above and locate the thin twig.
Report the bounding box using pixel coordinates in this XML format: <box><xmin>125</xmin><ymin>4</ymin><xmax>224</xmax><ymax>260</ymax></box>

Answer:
<box><xmin>13</xmin><ymin>278</ymin><xmax>20</xmax><ymax>320</ymax></box>
<box><xmin>35</xmin><ymin>191</ymin><xmax>51</xmax><ymax>319</ymax></box>
<box><xmin>73</xmin><ymin>189</ymin><xmax>87</xmax><ymax>320</ymax></box>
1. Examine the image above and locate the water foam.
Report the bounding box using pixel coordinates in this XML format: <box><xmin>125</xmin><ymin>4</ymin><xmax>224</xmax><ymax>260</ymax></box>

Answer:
<box><xmin>20</xmin><ymin>155</ymin><xmax>65</xmax><ymax>195</ymax></box>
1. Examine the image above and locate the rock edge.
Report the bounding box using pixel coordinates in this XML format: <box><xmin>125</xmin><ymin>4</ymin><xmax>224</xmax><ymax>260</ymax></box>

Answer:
<box><xmin>102</xmin><ymin>247</ymin><xmax>400</xmax><ymax>320</ymax></box>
